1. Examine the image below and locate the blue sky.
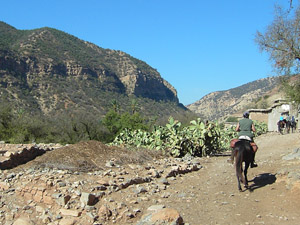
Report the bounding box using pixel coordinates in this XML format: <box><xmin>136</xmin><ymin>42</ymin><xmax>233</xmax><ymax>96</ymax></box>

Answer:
<box><xmin>0</xmin><ymin>0</ymin><xmax>296</xmax><ymax>105</ymax></box>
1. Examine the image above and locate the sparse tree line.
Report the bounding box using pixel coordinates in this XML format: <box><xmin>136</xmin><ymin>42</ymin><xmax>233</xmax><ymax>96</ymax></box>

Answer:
<box><xmin>0</xmin><ymin>100</ymin><xmax>152</xmax><ymax>144</ymax></box>
<box><xmin>0</xmin><ymin>99</ymin><xmax>268</xmax><ymax>158</ymax></box>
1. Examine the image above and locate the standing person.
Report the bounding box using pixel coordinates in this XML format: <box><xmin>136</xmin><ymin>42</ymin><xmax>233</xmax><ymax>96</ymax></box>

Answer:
<box><xmin>235</xmin><ymin>111</ymin><xmax>258</xmax><ymax>168</ymax></box>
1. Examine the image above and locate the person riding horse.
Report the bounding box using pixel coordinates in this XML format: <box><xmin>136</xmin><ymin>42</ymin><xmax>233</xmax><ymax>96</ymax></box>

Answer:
<box><xmin>277</xmin><ymin>116</ymin><xmax>286</xmax><ymax>134</ymax></box>
<box><xmin>235</xmin><ymin>111</ymin><xmax>258</xmax><ymax>168</ymax></box>
<box><xmin>290</xmin><ymin>116</ymin><xmax>297</xmax><ymax>133</ymax></box>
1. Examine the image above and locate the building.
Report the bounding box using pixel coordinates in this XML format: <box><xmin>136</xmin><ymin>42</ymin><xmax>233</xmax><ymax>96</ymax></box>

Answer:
<box><xmin>249</xmin><ymin>99</ymin><xmax>298</xmax><ymax>132</ymax></box>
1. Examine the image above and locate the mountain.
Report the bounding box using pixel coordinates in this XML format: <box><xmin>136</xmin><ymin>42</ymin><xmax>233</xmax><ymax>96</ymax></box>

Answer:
<box><xmin>186</xmin><ymin>77</ymin><xmax>282</xmax><ymax>121</ymax></box>
<box><xmin>0</xmin><ymin>21</ymin><xmax>194</xmax><ymax>122</ymax></box>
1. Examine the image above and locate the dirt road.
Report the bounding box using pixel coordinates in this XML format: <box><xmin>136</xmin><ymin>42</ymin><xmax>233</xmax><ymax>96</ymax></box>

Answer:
<box><xmin>157</xmin><ymin>132</ymin><xmax>300</xmax><ymax>225</ymax></box>
<box><xmin>2</xmin><ymin>132</ymin><xmax>300</xmax><ymax>225</ymax></box>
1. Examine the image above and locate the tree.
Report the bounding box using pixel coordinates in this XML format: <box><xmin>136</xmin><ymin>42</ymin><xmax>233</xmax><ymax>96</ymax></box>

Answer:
<box><xmin>280</xmin><ymin>75</ymin><xmax>300</xmax><ymax>103</ymax></box>
<box><xmin>255</xmin><ymin>5</ymin><xmax>300</xmax><ymax>103</ymax></box>
<box><xmin>130</xmin><ymin>99</ymin><xmax>138</xmax><ymax>114</ymax></box>
<box><xmin>0</xmin><ymin>103</ymin><xmax>14</xmax><ymax>140</ymax></box>
<box><xmin>102</xmin><ymin>109</ymin><xmax>121</xmax><ymax>135</ymax></box>
<box><xmin>111</xmin><ymin>99</ymin><xmax>120</xmax><ymax>113</ymax></box>
<box><xmin>120</xmin><ymin>112</ymin><xmax>149</xmax><ymax>131</ymax></box>
<box><xmin>255</xmin><ymin>6</ymin><xmax>300</xmax><ymax>74</ymax></box>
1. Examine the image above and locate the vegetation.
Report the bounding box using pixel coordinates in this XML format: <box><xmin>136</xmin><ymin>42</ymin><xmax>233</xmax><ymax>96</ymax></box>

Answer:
<box><xmin>111</xmin><ymin>117</ymin><xmax>268</xmax><ymax>157</ymax></box>
<box><xmin>255</xmin><ymin>5</ymin><xmax>300</xmax><ymax>104</ymax></box>
<box><xmin>226</xmin><ymin>117</ymin><xmax>238</xmax><ymax>122</ymax></box>
<box><xmin>0</xmin><ymin>100</ymin><xmax>153</xmax><ymax>144</ymax></box>
<box><xmin>0</xmin><ymin>98</ymin><xmax>268</xmax><ymax>159</ymax></box>
<box><xmin>280</xmin><ymin>75</ymin><xmax>300</xmax><ymax>104</ymax></box>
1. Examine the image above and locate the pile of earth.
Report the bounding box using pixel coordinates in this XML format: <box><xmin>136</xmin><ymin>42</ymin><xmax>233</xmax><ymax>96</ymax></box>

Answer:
<box><xmin>21</xmin><ymin>140</ymin><xmax>164</xmax><ymax>172</ymax></box>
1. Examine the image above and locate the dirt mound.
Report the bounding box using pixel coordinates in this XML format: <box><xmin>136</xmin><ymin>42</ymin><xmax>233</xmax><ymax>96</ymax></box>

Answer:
<box><xmin>23</xmin><ymin>140</ymin><xmax>163</xmax><ymax>172</ymax></box>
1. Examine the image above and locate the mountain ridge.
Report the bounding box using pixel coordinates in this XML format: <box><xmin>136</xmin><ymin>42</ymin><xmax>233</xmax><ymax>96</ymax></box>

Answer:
<box><xmin>186</xmin><ymin>76</ymin><xmax>282</xmax><ymax>120</ymax></box>
<box><xmin>0</xmin><ymin>21</ymin><xmax>194</xmax><ymax>123</ymax></box>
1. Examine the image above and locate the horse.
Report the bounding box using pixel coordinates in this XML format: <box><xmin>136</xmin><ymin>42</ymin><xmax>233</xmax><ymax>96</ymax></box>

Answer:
<box><xmin>290</xmin><ymin>120</ymin><xmax>297</xmax><ymax>133</ymax></box>
<box><xmin>285</xmin><ymin>120</ymin><xmax>291</xmax><ymax>133</ymax></box>
<box><xmin>277</xmin><ymin>120</ymin><xmax>286</xmax><ymax>135</ymax></box>
<box><xmin>233</xmin><ymin>139</ymin><xmax>255</xmax><ymax>191</ymax></box>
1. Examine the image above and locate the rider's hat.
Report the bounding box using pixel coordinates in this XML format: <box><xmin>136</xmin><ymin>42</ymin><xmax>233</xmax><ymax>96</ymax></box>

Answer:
<box><xmin>243</xmin><ymin>111</ymin><xmax>249</xmax><ymax>118</ymax></box>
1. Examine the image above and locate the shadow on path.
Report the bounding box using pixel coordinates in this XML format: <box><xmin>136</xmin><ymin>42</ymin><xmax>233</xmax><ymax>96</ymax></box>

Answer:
<box><xmin>248</xmin><ymin>173</ymin><xmax>276</xmax><ymax>192</ymax></box>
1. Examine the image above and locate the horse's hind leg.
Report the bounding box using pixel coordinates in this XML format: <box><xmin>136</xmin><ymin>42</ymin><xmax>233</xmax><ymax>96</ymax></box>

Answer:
<box><xmin>236</xmin><ymin>173</ymin><xmax>242</xmax><ymax>191</ymax></box>
<box><xmin>244</xmin><ymin>162</ymin><xmax>250</xmax><ymax>188</ymax></box>
<box><xmin>236</xmin><ymin>163</ymin><xmax>244</xmax><ymax>191</ymax></box>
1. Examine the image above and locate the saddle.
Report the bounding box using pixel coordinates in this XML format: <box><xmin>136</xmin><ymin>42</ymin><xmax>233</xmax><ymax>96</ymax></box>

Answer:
<box><xmin>230</xmin><ymin>137</ymin><xmax>258</xmax><ymax>152</ymax></box>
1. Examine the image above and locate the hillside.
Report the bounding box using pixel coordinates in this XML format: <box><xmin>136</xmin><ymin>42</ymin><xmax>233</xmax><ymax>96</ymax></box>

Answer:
<box><xmin>0</xmin><ymin>21</ymin><xmax>194</xmax><ymax>122</ymax></box>
<box><xmin>187</xmin><ymin>77</ymin><xmax>283</xmax><ymax>120</ymax></box>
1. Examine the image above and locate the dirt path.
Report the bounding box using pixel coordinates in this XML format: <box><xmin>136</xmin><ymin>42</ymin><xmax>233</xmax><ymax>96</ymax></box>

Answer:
<box><xmin>2</xmin><ymin>132</ymin><xmax>300</xmax><ymax>225</ymax></box>
<box><xmin>157</xmin><ymin>132</ymin><xmax>300</xmax><ymax>225</ymax></box>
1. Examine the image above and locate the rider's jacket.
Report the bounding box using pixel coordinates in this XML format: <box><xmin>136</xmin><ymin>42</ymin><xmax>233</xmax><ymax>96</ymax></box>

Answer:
<box><xmin>238</xmin><ymin>118</ymin><xmax>254</xmax><ymax>139</ymax></box>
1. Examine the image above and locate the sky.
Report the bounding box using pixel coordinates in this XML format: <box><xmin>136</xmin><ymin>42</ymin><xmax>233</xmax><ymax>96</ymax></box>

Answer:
<box><xmin>0</xmin><ymin>0</ymin><xmax>297</xmax><ymax>105</ymax></box>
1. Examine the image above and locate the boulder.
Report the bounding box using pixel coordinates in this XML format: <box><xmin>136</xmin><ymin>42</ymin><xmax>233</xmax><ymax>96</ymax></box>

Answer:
<box><xmin>136</xmin><ymin>208</ymin><xmax>184</xmax><ymax>225</ymax></box>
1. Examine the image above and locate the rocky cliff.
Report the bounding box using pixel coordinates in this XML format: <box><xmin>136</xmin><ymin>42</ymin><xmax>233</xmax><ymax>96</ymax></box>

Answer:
<box><xmin>187</xmin><ymin>77</ymin><xmax>281</xmax><ymax>120</ymax></box>
<box><xmin>0</xmin><ymin>21</ymin><xmax>182</xmax><ymax>118</ymax></box>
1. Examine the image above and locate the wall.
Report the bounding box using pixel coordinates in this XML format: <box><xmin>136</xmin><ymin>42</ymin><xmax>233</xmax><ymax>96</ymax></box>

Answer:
<box><xmin>268</xmin><ymin>104</ymin><xmax>290</xmax><ymax>132</ymax></box>
<box><xmin>249</xmin><ymin>111</ymin><xmax>269</xmax><ymax>123</ymax></box>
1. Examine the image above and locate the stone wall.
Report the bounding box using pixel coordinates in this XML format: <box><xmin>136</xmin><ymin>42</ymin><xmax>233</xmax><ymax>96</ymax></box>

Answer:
<box><xmin>0</xmin><ymin>143</ymin><xmax>63</xmax><ymax>170</ymax></box>
<box><xmin>249</xmin><ymin>110</ymin><xmax>270</xmax><ymax>123</ymax></box>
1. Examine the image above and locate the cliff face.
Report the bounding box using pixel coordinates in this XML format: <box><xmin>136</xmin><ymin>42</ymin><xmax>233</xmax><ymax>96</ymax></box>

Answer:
<box><xmin>187</xmin><ymin>77</ymin><xmax>281</xmax><ymax>120</ymax></box>
<box><xmin>0</xmin><ymin>22</ymin><xmax>179</xmax><ymax>116</ymax></box>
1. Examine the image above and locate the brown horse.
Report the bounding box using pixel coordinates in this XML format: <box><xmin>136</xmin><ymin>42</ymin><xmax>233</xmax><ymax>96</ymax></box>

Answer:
<box><xmin>277</xmin><ymin>120</ymin><xmax>286</xmax><ymax>134</ymax></box>
<box><xmin>290</xmin><ymin>120</ymin><xmax>297</xmax><ymax>133</ymax></box>
<box><xmin>233</xmin><ymin>139</ymin><xmax>255</xmax><ymax>191</ymax></box>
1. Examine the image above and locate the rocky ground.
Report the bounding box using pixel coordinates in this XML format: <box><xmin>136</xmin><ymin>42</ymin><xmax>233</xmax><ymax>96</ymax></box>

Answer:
<box><xmin>0</xmin><ymin>132</ymin><xmax>300</xmax><ymax>225</ymax></box>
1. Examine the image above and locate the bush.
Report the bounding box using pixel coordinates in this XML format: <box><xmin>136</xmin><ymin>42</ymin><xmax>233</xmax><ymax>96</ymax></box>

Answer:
<box><xmin>226</xmin><ymin>117</ymin><xmax>238</xmax><ymax>122</ymax></box>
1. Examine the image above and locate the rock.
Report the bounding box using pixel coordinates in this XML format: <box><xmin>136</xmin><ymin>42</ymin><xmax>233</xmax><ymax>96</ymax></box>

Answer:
<box><xmin>105</xmin><ymin>161</ymin><xmax>115</xmax><ymax>167</ymax></box>
<box><xmin>59</xmin><ymin>209</ymin><xmax>82</xmax><ymax>217</ymax></box>
<box><xmin>0</xmin><ymin>182</ymin><xmax>10</xmax><ymax>191</ymax></box>
<box><xmin>147</xmin><ymin>205</ymin><xmax>166</xmax><ymax>211</ymax></box>
<box><xmin>158</xmin><ymin>178</ymin><xmax>169</xmax><ymax>185</ymax></box>
<box><xmin>35</xmin><ymin>205</ymin><xmax>44</xmax><ymax>213</ymax></box>
<box><xmin>95</xmin><ymin>185</ymin><xmax>107</xmax><ymax>191</ymax></box>
<box><xmin>58</xmin><ymin>218</ymin><xmax>77</xmax><ymax>225</ymax></box>
<box><xmin>13</xmin><ymin>217</ymin><xmax>34</xmax><ymax>225</ymax></box>
<box><xmin>80</xmin><ymin>192</ymin><xmax>96</xmax><ymax>207</ymax></box>
<box><xmin>56</xmin><ymin>195</ymin><xmax>71</xmax><ymax>206</ymax></box>
<box><xmin>57</xmin><ymin>181</ymin><xmax>67</xmax><ymax>187</ymax></box>
<box><xmin>149</xmin><ymin>169</ymin><xmax>160</xmax><ymax>178</ymax></box>
<box><xmin>98</xmin><ymin>205</ymin><xmax>112</xmax><ymax>219</ymax></box>
<box><xmin>97</xmin><ymin>178</ymin><xmax>110</xmax><ymax>186</ymax></box>
<box><xmin>4</xmin><ymin>151</ymin><xmax>13</xmax><ymax>158</ymax></box>
<box><xmin>134</xmin><ymin>185</ymin><xmax>147</xmax><ymax>194</ymax></box>
<box><xmin>161</xmin><ymin>192</ymin><xmax>171</xmax><ymax>198</ymax></box>
<box><xmin>282</xmin><ymin>148</ymin><xmax>300</xmax><ymax>160</ymax></box>
<box><xmin>136</xmin><ymin>208</ymin><xmax>184</xmax><ymax>225</ymax></box>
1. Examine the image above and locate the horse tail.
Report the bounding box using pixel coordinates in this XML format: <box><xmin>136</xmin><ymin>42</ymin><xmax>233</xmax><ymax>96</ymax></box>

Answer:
<box><xmin>234</xmin><ymin>141</ymin><xmax>246</xmax><ymax>190</ymax></box>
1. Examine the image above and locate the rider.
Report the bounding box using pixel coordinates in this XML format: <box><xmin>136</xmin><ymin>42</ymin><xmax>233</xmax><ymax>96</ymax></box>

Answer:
<box><xmin>235</xmin><ymin>111</ymin><xmax>258</xmax><ymax>168</ymax></box>
<box><xmin>277</xmin><ymin>116</ymin><xmax>284</xmax><ymax>133</ymax></box>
